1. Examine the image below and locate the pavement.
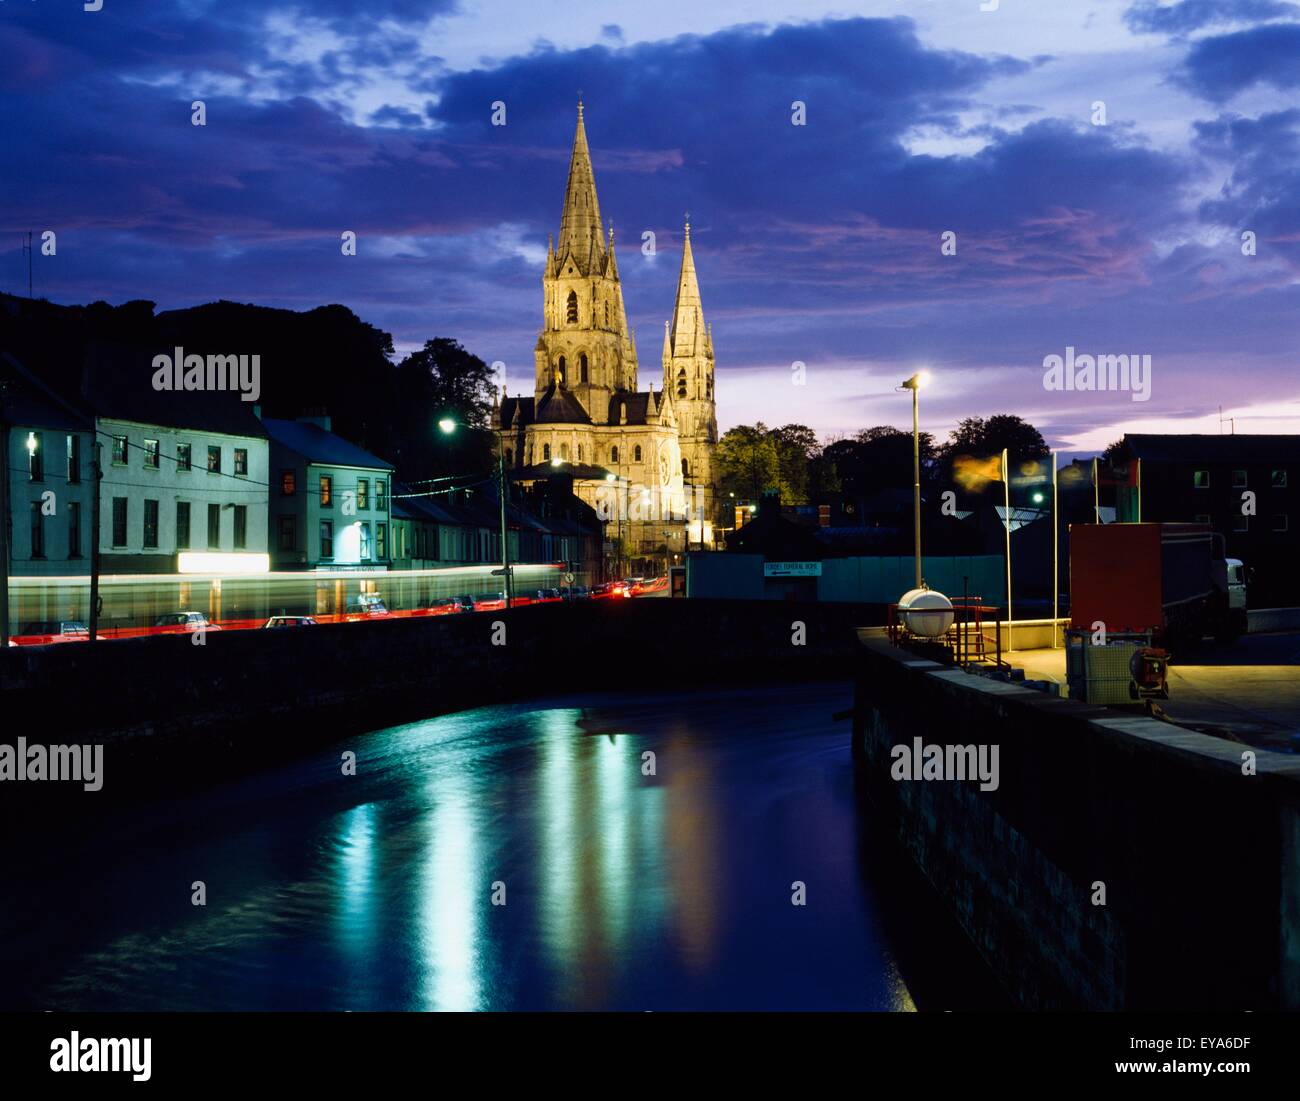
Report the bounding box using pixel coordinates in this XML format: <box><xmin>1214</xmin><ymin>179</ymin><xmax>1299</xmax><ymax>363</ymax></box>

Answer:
<box><xmin>1008</xmin><ymin>631</ymin><xmax>1300</xmax><ymax>752</ymax></box>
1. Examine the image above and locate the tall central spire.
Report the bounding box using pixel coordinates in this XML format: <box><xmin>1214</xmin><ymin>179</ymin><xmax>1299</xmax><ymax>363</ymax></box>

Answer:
<box><xmin>669</xmin><ymin>218</ymin><xmax>704</xmax><ymax>354</ymax></box>
<box><xmin>557</xmin><ymin>101</ymin><xmax>604</xmax><ymax>275</ymax></box>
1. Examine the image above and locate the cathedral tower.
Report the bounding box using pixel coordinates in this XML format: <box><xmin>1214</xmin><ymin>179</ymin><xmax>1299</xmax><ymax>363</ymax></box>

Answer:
<box><xmin>663</xmin><ymin>219</ymin><xmax>718</xmax><ymax>505</ymax></box>
<box><xmin>535</xmin><ymin>102</ymin><xmax>638</xmax><ymax>426</ymax></box>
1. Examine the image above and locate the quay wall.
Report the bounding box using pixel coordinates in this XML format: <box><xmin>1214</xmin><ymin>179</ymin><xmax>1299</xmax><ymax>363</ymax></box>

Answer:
<box><xmin>852</xmin><ymin>637</ymin><xmax>1300</xmax><ymax>1010</ymax></box>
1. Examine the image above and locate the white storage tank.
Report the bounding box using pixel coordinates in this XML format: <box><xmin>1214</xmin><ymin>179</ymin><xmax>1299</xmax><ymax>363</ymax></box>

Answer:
<box><xmin>898</xmin><ymin>588</ymin><xmax>954</xmax><ymax>638</ymax></box>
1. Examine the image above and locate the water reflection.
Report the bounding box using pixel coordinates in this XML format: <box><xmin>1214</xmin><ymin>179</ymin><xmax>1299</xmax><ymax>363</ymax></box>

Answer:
<box><xmin>3</xmin><ymin>683</ymin><xmax>1004</xmax><ymax>1011</ymax></box>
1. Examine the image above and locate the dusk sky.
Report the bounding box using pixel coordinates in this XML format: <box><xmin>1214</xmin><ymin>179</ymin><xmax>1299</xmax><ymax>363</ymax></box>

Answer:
<box><xmin>3</xmin><ymin>0</ymin><xmax>1298</xmax><ymax>455</ymax></box>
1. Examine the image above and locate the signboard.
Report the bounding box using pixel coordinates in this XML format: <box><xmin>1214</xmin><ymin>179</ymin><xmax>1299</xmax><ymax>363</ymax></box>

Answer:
<box><xmin>764</xmin><ymin>561</ymin><xmax>822</xmax><ymax>577</ymax></box>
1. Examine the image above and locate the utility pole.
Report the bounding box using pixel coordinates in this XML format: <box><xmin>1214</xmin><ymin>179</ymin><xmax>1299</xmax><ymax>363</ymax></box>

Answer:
<box><xmin>0</xmin><ymin>400</ymin><xmax>10</xmax><ymax>646</ymax></box>
<box><xmin>89</xmin><ymin>440</ymin><xmax>102</xmax><ymax>643</ymax></box>
<box><xmin>497</xmin><ymin>436</ymin><xmax>512</xmax><ymax>609</ymax></box>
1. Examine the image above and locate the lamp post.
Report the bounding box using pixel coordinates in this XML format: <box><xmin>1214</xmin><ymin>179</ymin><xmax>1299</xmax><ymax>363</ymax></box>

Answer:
<box><xmin>439</xmin><ymin>417</ymin><xmax>512</xmax><ymax>609</ymax></box>
<box><xmin>900</xmin><ymin>370</ymin><xmax>930</xmax><ymax>590</ymax></box>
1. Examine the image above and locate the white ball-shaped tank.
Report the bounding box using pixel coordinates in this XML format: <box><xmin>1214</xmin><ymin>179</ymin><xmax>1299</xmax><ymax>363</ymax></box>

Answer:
<box><xmin>898</xmin><ymin>588</ymin><xmax>954</xmax><ymax>638</ymax></box>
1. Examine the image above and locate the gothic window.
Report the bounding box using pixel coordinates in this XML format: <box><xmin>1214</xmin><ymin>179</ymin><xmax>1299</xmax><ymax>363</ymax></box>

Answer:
<box><xmin>682</xmin><ymin>458</ymin><xmax>690</xmax><ymax>477</ymax></box>
<box><xmin>580</xmin><ymin>353</ymin><xmax>588</xmax><ymax>382</ymax></box>
<box><xmin>505</xmin><ymin>447</ymin><xmax>513</xmax><ymax>466</ymax></box>
<box><xmin>611</xmin><ymin>446</ymin><xmax>619</xmax><ymax>463</ymax></box>
<box><xmin>677</xmin><ymin>369</ymin><xmax>687</xmax><ymax>399</ymax></box>
<box><xmin>566</xmin><ymin>291</ymin><xmax>578</xmax><ymax>324</ymax></box>
<box><xmin>634</xmin><ymin>445</ymin><xmax>642</xmax><ymax>463</ymax></box>
<box><xmin>543</xmin><ymin>444</ymin><xmax>551</xmax><ymax>461</ymax></box>
<box><xmin>578</xmin><ymin>446</ymin><xmax>584</xmax><ymax>462</ymax></box>
<box><xmin>604</xmin><ymin>301</ymin><xmax>610</xmax><ymax>327</ymax></box>
<box><xmin>706</xmin><ymin>379</ymin><xmax>712</xmax><ymax>398</ymax></box>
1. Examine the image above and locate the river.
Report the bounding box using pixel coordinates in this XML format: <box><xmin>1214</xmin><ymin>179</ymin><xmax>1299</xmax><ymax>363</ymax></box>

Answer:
<box><xmin>2</xmin><ymin>682</ymin><xmax>1004</xmax><ymax>1010</ymax></box>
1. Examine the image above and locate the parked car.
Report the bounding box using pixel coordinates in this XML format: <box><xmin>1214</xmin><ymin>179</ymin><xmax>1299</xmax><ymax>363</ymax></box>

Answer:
<box><xmin>532</xmin><ymin>588</ymin><xmax>564</xmax><ymax>604</ymax></box>
<box><xmin>15</xmin><ymin>620</ymin><xmax>97</xmax><ymax>643</ymax></box>
<box><xmin>565</xmin><ymin>585</ymin><xmax>590</xmax><ymax>600</ymax></box>
<box><xmin>153</xmin><ymin>612</ymin><xmax>221</xmax><ymax>633</ymax></box>
<box><xmin>591</xmin><ymin>583</ymin><xmax>613</xmax><ymax>599</ymax></box>
<box><xmin>428</xmin><ymin>597</ymin><xmax>466</xmax><ymax>615</ymax></box>
<box><xmin>451</xmin><ymin>595</ymin><xmax>477</xmax><ymax>613</ymax></box>
<box><xmin>344</xmin><ymin>594</ymin><xmax>389</xmax><ymax>620</ymax></box>
<box><xmin>263</xmin><ymin>615</ymin><xmax>316</xmax><ymax>628</ymax></box>
<box><xmin>473</xmin><ymin>592</ymin><xmax>508</xmax><ymax>612</ymax></box>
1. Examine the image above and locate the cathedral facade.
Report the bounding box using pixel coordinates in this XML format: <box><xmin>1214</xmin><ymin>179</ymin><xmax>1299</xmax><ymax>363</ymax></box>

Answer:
<box><xmin>496</xmin><ymin>104</ymin><xmax>719</xmax><ymax>574</ymax></box>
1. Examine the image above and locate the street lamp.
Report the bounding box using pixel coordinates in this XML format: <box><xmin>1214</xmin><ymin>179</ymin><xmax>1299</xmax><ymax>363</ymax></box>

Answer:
<box><xmin>439</xmin><ymin>416</ymin><xmax>512</xmax><ymax>609</ymax></box>
<box><xmin>900</xmin><ymin>370</ymin><xmax>930</xmax><ymax>590</ymax></box>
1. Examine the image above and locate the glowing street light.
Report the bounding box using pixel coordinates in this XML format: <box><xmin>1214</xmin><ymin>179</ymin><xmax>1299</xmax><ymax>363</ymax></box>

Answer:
<box><xmin>899</xmin><ymin>370</ymin><xmax>931</xmax><ymax>589</ymax></box>
<box><xmin>439</xmin><ymin>415</ymin><xmax>512</xmax><ymax>608</ymax></box>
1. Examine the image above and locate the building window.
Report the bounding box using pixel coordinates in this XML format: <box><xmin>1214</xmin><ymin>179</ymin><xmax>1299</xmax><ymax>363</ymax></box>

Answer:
<box><xmin>580</xmin><ymin>353</ymin><xmax>588</xmax><ymax>382</ymax></box>
<box><xmin>1272</xmin><ymin>469</ymin><xmax>1288</xmax><ymax>489</ymax></box>
<box><xmin>207</xmin><ymin>445</ymin><xmax>221</xmax><ymax>474</ymax></box>
<box><xmin>234</xmin><ymin>448</ymin><xmax>248</xmax><ymax>476</ymax></box>
<box><xmin>177</xmin><ymin>443</ymin><xmax>192</xmax><ymax>472</ymax></box>
<box><xmin>281</xmin><ymin>470</ymin><xmax>296</xmax><ymax>495</ymax></box>
<box><xmin>578</xmin><ymin>445</ymin><xmax>584</xmax><ymax>462</ymax></box>
<box><xmin>30</xmin><ymin>502</ymin><xmax>44</xmax><ymax>558</ymax></box>
<box><xmin>233</xmin><ymin>505</ymin><xmax>247</xmax><ymax>550</ymax></box>
<box><xmin>611</xmin><ymin>446</ymin><xmax>619</xmax><ymax>463</ymax></box>
<box><xmin>682</xmin><ymin>457</ymin><xmax>690</xmax><ymax>477</ymax></box>
<box><xmin>1232</xmin><ymin>514</ymin><xmax>1249</xmax><ymax>533</ymax></box>
<box><xmin>68</xmin><ymin>502</ymin><xmax>81</xmax><ymax>558</ymax></box>
<box><xmin>112</xmin><ymin>435</ymin><xmax>128</xmax><ymax>465</ymax></box>
<box><xmin>208</xmin><ymin>503</ymin><xmax>221</xmax><ymax>549</ymax></box>
<box><xmin>320</xmin><ymin>475</ymin><xmax>332</xmax><ymax>507</ymax></box>
<box><xmin>176</xmin><ymin>502</ymin><xmax>191</xmax><ymax>550</ymax></box>
<box><xmin>360</xmin><ymin>522</ymin><xmax>372</xmax><ymax>559</ymax></box>
<box><xmin>1193</xmin><ymin>469</ymin><xmax>1209</xmax><ymax>488</ymax></box>
<box><xmin>143</xmin><ymin>499</ymin><xmax>159</xmax><ymax>548</ymax></box>
<box><xmin>278</xmin><ymin>515</ymin><xmax>295</xmax><ymax>552</ymax></box>
<box><xmin>566</xmin><ymin>290</ymin><xmax>578</xmax><ymax>324</ymax></box>
<box><xmin>376</xmin><ymin>479</ymin><xmax>387</xmax><ymax>512</ymax></box>
<box><xmin>677</xmin><ymin>370</ymin><xmax>687</xmax><ymax>399</ymax></box>
<box><xmin>320</xmin><ymin>520</ymin><xmax>333</xmax><ymax>559</ymax></box>
<box><xmin>1232</xmin><ymin>469</ymin><xmax>1247</xmax><ymax>488</ymax></box>
<box><xmin>543</xmin><ymin>444</ymin><xmax>551</xmax><ymax>461</ymax></box>
<box><xmin>27</xmin><ymin>431</ymin><xmax>43</xmax><ymax>481</ymax></box>
<box><xmin>604</xmin><ymin>302</ymin><xmax>610</xmax><ymax>327</ymax></box>
<box><xmin>357</xmin><ymin>479</ymin><xmax>369</xmax><ymax>509</ymax></box>
<box><xmin>377</xmin><ymin>522</ymin><xmax>387</xmax><ymax>560</ymax></box>
<box><xmin>1274</xmin><ymin>514</ymin><xmax>1289</xmax><ymax>532</ymax></box>
<box><xmin>634</xmin><ymin>445</ymin><xmax>642</xmax><ymax>462</ymax></box>
<box><xmin>66</xmin><ymin>435</ymin><xmax>80</xmax><ymax>484</ymax></box>
<box><xmin>112</xmin><ymin>497</ymin><xmax>128</xmax><ymax>546</ymax></box>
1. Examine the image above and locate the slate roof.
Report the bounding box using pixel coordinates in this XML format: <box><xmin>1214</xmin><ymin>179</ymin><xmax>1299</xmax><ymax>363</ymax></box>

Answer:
<box><xmin>535</xmin><ymin>385</ymin><xmax>592</xmax><ymax>424</ymax></box>
<box><xmin>607</xmin><ymin>391</ymin><xmax>652</xmax><ymax>425</ymax></box>
<box><xmin>261</xmin><ymin>417</ymin><xmax>392</xmax><ymax>470</ymax></box>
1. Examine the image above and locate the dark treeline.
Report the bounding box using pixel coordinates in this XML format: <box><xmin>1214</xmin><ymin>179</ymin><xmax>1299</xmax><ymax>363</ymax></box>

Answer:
<box><xmin>0</xmin><ymin>294</ymin><xmax>498</xmax><ymax>482</ymax></box>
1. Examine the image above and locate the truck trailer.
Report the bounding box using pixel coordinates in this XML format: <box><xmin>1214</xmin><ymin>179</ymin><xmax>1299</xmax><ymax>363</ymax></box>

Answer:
<box><xmin>1069</xmin><ymin>522</ymin><xmax>1247</xmax><ymax>649</ymax></box>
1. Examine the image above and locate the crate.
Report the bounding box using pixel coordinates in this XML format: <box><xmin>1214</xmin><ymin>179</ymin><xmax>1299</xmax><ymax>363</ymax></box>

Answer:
<box><xmin>1064</xmin><ymin>630</ymin><xmax>1152</xmax><ymax>704</ymax></box>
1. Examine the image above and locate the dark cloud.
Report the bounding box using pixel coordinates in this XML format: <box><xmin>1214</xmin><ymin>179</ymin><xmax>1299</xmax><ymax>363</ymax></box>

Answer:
<box><xmin>1125</xmin><ymin>0</ymin><xmax>1300</xmax><ymax>35</ymax></box>
<box><xmin>1180</xmin><ymin>23</ymin><xmax>1300</xmax><ymax>100</ymax></box>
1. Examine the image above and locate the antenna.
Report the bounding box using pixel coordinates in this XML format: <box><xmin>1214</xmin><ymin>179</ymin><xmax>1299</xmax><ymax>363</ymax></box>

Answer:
<box><xmin>22</xmin><ymin>232</ymin><xmax>33</xmax><ymax>298</ymax></box>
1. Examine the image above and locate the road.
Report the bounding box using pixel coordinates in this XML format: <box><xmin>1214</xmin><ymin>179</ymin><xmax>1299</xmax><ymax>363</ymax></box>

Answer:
<box><xmin>1010</xmin><ymin>631</ymin><xmax>1300</xmax><ymax>751</ymax></box>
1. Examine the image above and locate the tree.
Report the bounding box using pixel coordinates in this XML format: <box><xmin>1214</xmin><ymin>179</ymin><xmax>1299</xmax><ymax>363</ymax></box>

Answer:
<box><xmin>716</xmin><ymin>424</ymin><xmax>782</xmax><ymax>502</ymax></box>
<box><xmin>394</xmin><ymin>338</ymin><xmax>497</xmax><ymax>480</ymax></box>
<box><xmin>771</xmin><ymin>423</ymin><xmax>820</xmax><ymax>504</ymax></box>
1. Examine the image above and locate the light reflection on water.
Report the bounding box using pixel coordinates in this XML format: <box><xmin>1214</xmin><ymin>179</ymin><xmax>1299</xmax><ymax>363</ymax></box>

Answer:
<box><xmin>4</xmin><ymin>683</ymin><xmax>1002</xmax><ymax>1011</ymax></box>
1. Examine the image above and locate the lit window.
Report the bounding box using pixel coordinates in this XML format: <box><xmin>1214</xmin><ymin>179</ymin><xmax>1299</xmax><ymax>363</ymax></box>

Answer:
<box><xmin>281</xmin><ymin>470</ymin><xmax>296</xmax><ymax>495</ymax></box>
<box><xmin>27</xmin><ymin>431</ymin><xmax>43</xmax><ymax>481</ymax></box>
<box><xmin>207</xmin><ymin>445</ymin><xmax>221</xmax><ymax>474</ymax></box>
<box><xmin>144</xmin><ymin>439</ymin><xmax>159</xmax><ymax>469</ymax></box>
<box><xmin>320</xmin><ymin>475</ymin><xmax>332</xmax><ymax>507</ymax></box>
<box><xmin>1272</xmin><ymin>469</ymin><xmax>1288</xmax><ymax>489</ymax></box>
<box><xmin>112</xmin><ymin>436</ymin><xmax>128</xmax><ymax>465</ymax></box>
<box><xmin>234</xmin><ymin>448</ymin><xmax>248</xmax><ymax>476</ymax></box>
<box><xmin>358</xmin><ymin>479</ymin><xmax>369</xmax><ymax>510</ymax></box>
<box><xmin>1193</xmin><ymin>470</ymin><xmax>1209</xmax><ymax>489</ymax></box>
<box><xmin>177</xmin><ymin>443</ymin><xmax>191</xmax><ymax>471</ymax></box>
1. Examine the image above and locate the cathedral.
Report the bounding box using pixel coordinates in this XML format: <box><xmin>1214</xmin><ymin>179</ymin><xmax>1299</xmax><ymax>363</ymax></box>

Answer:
<box><xmin>496</xmin><ymin>103</ymin><xmax>719</xmax><ymax>574</ymax></box>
